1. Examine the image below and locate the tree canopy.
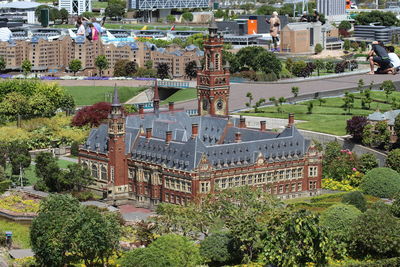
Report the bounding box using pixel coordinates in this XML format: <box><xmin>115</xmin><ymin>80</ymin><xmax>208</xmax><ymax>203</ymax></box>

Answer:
<box><xmin>355</xmin><ymin>11</ymin><xmax>399</xmax><ymax>26</ymax></box>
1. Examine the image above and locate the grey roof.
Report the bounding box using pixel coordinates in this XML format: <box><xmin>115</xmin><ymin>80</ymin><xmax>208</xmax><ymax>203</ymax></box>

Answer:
<box><xmin>368</xmin><ymin>110</ymin><xmax>400</xmax><ymax>125</ymax></box>
<box><xmin>83</xmin><ymin>110</ymin><xmax>310</xmax><ymax>172</ymax></box>
<box><xmin>112</xmin><ymin>86</ymin><xmax>120</xmax><ymax>106</ymax></box>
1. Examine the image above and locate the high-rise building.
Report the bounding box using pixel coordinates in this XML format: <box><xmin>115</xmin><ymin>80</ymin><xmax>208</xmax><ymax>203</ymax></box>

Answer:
<box><xmin>58</xmin><ymin>0</ymin><xmax>91</xmax><ymax>15</ymax></box>
<box><xmin>129</xmin><ymin>0</ymin><xmax>210</xmax><ymax>9</ymax></box>
<box><xmin>317</xmin><ymin>0</ymin><xmax>347</xmax><ymax>21</ymax></box>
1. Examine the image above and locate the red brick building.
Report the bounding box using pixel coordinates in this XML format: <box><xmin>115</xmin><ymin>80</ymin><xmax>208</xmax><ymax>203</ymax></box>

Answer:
<box><xmin>79</xmin><ymin>20</ymin><xmax>322</xmax><ymax>207</ymax></box>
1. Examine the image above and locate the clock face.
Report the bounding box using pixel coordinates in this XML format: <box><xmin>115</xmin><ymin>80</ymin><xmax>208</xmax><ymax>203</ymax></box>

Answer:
<box><xmin>202</xmin><ymin>98</ymin><xmax>208</xmax><ymax>111</ymax></box>
<box><xmin>216</xmin><ymin>99</ymin><xmax>224</xmax><ymax>110</ymax></box>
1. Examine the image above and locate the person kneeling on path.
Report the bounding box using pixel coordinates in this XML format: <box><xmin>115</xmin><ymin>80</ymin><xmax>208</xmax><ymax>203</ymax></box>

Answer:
<box><xmin>368</xmin><ymin>41</ymin><xmax>392</xmax><ymax>74</ymax></box>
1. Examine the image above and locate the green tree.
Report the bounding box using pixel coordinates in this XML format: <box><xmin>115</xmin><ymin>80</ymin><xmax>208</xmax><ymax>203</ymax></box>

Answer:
<box><xmin>314</xmin><ymin>59</ymin><xmax>324</xmax><ymax>76</ymax></box>
<box><xmin>380</xmin><ymin>80</ymin><xmax>396</xmax><ymax>103</ymax></box>
<box><xmin>351</xmin><ymin>42</ymin><xmax>359</xmax><ymax>51</ymax></box>
<box><xmin>182</xmin><ymin>12</ymin><xmax>193</xmax><ymax>23</ymax></box>
<box><xmin>105</xmin><ymin>4</ymin><xmax>125</xmax><ymax>19</ymax></box>
<box><xmin>8</xmin><ymin>142</ymin><xmax>31</xmax><ymax>177</ymax></box>
<box><xmin>390</xmin><ymin>193</ymin><xmax>400</xmax><ymax>217</ymax></box>
<box><xmin>0</xmin><ymin>57</ymin><xmax>6</xmax><ymax>73</ymax></box>
<box><xmin>253</xmin><ymin>98</ymin><xmax>265</xmax><ymax>113</ymax></box>
<box><xmin>307</xmin><ymin>101</ymin><xmax>314</xmax><ymax>114</ymax></box>
<box><xmin>291</xmin><ymin>60</ymin><xmax>307</xmax><ymax>77</ymax></box>
<box><xmin>200</xmin><ymin>232</ymin><xmax>239</xmax><ymax>266</ymax></box>
<box><xmin>359</xmin><ymin>153</ymin><xmax>378</xmax><ymax>174</ymax></box>
<box><xmin>184</xmin><ymin>33</ymin><xmax>205</xmax><ymax>49</ymax></box>
<box><xmin>156</xmin><ymin>62</ymin><xmax>170</xmax><ymax>80</ymax></box>
<box><xmin>314</xmin><ymin>43</ymin><xmax>323</xmax><ymax>54</ymax></box>
<box><xmin>374</xmin><ymin>121</ymin><xmax>391</xmax><ymax>149</ymax></box>
<box><xmin>35</xmin><ymin>152</ymin><xmax>63</xmax><ymax>192</ymax></box>
<box><xmin>260</xmin><ymin>210</ymin><xmax>334</xmax><ymax>266</ymax></box>
<box><xmin>60</xmin><ymin>8</ymin><xmax>68</xmax><ymax>24</ymax></box>
<box><xmin>360</xmin><ymin>167</ymin><xmax>400</xmax><ymax>198</ymax></box>
<box><xmin>31</xmin><ymin>194</ymin><xmax>80</xmax><ymax>267</ymax></box>
<box><xmin>144</xmin><ymin>60</ymin><xmax>153</xmax><ymax>69</ymax></box>
<box><xmin>344</xmin><ymin>39</ymin><xmax>351</xmax><ymax>51</ymax></box>
<box><xmin>222</xmin><ymin>50</ymin><xmax>240</xmax><ymax>73</ymax></box>
<box><xmin>119</xmin><ymin>234</ymin><xmax>202</xmax><ymax>267</ymax></box>
<box><xmin>349</xmin><ymin>203</ymin><xmax>400</xmax><ymax>259</ymax></box>
<box><xmin>362</xmin><ymin>124</ymin><xmax>374</xmax><ymax>146</ymax></box>
<box><xmin>113</xmin><ymin>59</ymin><xmax>129</xmax><ymax>77</ymax></box>
<box><xmin>95</xmin><ymin>55</ymin><xmax>109</xmax><ymax>77</ymax></box>
<box><xmin>125</xmin><ymin>61</ymin><xmax>137</xmax><ymax>76</ymax></box>
<box><xmin>291</xmin><ymin>86</ymin><xmax>299</xmax><ymax>103</ymax></box>
<box><xmin>68</xmin><ymin>59</ymin><xmax>82</xmax><ymax>76</ymax></box>
<box><xmin>70</xmin><ymin>206</ymin><xmax>122</xmax><ymax>266</ymax></box>
<box><xmin>21</xmin><ymin>59</ymin><xmax>31</xmax><ymax>77</ymax></box>
<box><xmin>338</xmin><ymin>20</ymin><xmax>352</xmax><ymax>30</ymax></box>
<box><xmin>355</xmin><ymin>10</ymin><xmax>399</xmax><ymax>27</ymax></box>
<box><xmin>236</xmin><ymin>46</ymin><xmax>265</xmax><ymax>71</ymax></box>
<box><xmin>62</xmin><ymin>163</ymin><xmax>93</xmax><ymax>192</ymax></box>
<box><xmin>0</xmin><ymin>92</ymin><xmax>30</xmax><ymax>126</ymax></box>
<box><xmin>255</xmin><ymin>51</ymin><xmax>282</xmax><ymax>76</ymax></box>
<box><xmin>325</xmin><ymin>61</ymin><xmax>334</xmax><ymax>73</ymax></box>
<box><xmin>318</xmin><ymin>97</ymin><xmax>326</xmax><ymax>106</ymax></box>
<box><xmin>245</xmin><ymin>92</ymin><xmax>253</xmax><ymax>108</ymax></box>
<box><xmin>342</xmin><ymin>91</ymin><xmax>355</xmax><ymax>114</ymax></box>
<box><xmin>360</xmin><ymin>41</ymin><xmax>367</xmax><ymax>52</ymax></box>
<box><xmin>387</xmin><ymin>149</ymin><xmax>400</xmax><ymax>173</ymax></box>
<box><xmin>256</xmin><ymin>5</ymin><xmax>274</xmax><ymax>15</ymax></box>
<box><xmin>185</xmin><ymin>61</ymin><xmax>197</xmax><ymax>80</ymax></box>
<box><xmin>278</xmin><ymin>97</ymin><xmax>286</xmax><ymax>106</ymax></box>
<box><xmin>166</xmin><ymin>14</ymin><xmax>175</xmax><ymax>23</ymax></box>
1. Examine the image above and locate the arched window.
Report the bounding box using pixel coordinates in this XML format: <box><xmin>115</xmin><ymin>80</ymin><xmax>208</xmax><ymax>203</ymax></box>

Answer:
<box><xmin>101</xmin><ymin>166</ymin><xmax>107</xmax><ymax>180</ymax></box>
<box><xmin>91</xmin><ymin>164</ymin><xmax>98</xmax><ymax>178</ymax></box>
<box><xmin>215</xmin><ymin>53</ymin><xmax>220</xmax><ymax>70</ymax></box>
<box><xmin>206</xmin><ymin>53</ymin><xmax>211</xmax><ymax>70</ymax></box>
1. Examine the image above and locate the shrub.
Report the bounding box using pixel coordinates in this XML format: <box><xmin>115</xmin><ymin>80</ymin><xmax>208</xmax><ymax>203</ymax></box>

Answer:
<box><xmin>344</xmin><ymin>39</ymin><xmax>351</xmax><ymax>51</ymax></box>
<box><xmin>34</xmin><ymin>179</ymin><xmax>48</xmax><ymax>192</ymax></box>
<box><xmin>72</xmin><ymin>191</ymin><xmax>97</xmax><ymax>201</ymax></box>
<box><xmin>339</xmin><ymin>20</ymin><xmax>352</xmax><ymax>31</ymax></box>
<box><xmin>72</xmin><ymin>102</ymin><xmax>111</xmax><ymax>127</ymax></box>
<box><xmin>341</xmin><ymin>191</ymin><xmax>367</xmax><ymax>212</ymax></box>
<box><xmin>391</xmin><ymin>193</ymin><xmax>400</xmax><ymax>218</ymax></box>
<box><xmin>320</xmin><ymin>204</ymin><xmax>361</xmax><ymax>240</ymax></box>
<box><xmin>279</xmin><ymin>65</ymin><xmax>293</xmax><ymax>78</ymax></box>
<box><xmin>322</xmin><ymin>178</ymin><xmax>355</xmax><ymax>191</ymax></box>
<box><xmin>0</xmin><ymin>179</ymin><xmax>11</xmax><ymax>193</ymax></box>
<box><xmin>360</xmin><ymin>168</ymin><xmax>400</xmax><ymax>198</ymax></box>
<box><xmin>291</xmin><ymin>61</ymin><xmax>307</xmax><ymax>77</ymax></box>
<box><xmin>255</xmin><ymin>71</ymin><xmax>267</xmax><ymax>81</ymax></box>
<box><xmin>265</xmin><ymin>72</ymin><xmax>278</xmax><ymax>81</ymax></box>
<box><xmin>359</xmin><ymin>153</ymin><xmax>378</xmax><ymax>174</ymax></box>
<box><xmin>314</xmin><ymin>43</ymin><xmax>323</xmax><ymax>54</ymax></box>
<box><xmin>346</xmin><ymin>116</ymin><xmax>368</xmax><ymax>142</ymax></box>
<box><xmin>70</xmin><ymin>141</ymin><xmax>79</xmax><ymax>157</ymax></box>
<box><xmin>387</xmin><ymin>149</ymin><xmax>400</xmax><ymax>173</ymax></box>
<box><xmin>325</xmin><ymin>61</ymin><xmax>335</xmax><ymax>73</ymax></box>
<box><xmin>200</xmin><ymin>232</ymin><xmax>239</xmax><ymax>266</ymax></box>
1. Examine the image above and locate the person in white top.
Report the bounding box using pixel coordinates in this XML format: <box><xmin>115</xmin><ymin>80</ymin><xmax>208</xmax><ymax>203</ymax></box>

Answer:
<box><xmin>0</xmin><ymin>27</ymin><xmax>12</xmax><ymax>42</ymax></box>
<box><xmin>381</xmin><ymin>46</ymin><xmax>400</xmax><ymax>74</ymax></box>
<box><xmin>76</xmin><ymin>20</ymin><xmax>85</xmax><ymax>36</ymax></box>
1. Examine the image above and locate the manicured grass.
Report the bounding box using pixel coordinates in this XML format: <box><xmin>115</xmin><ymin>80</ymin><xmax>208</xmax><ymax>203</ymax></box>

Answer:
<box><xmin>161</xmin><ymin>88</ymin><xmax>197</xmax><ymax>104</ymax></box>
<box><xmin>241</xmin><ymin>91</ymin><xmax>400</xmax><ymax>136</ymax></box>
<box><xmin>92</xmin><ymin>1</ymin><xmax>108</xmax><ymax>8</ymax></box>
<box><xmin>0</xmin><ymin>218</ymin><xmax>30</xmax><ymax>248</ymax></box>
<box><xmin>57</xmin><ymin>159</ymin><xmax>75</xmax><ymax>169</ymax></box>
<box><xmin>63</xmin><ymin>86</ymin><xmax>145</xmax><ymax>106</ymax></box>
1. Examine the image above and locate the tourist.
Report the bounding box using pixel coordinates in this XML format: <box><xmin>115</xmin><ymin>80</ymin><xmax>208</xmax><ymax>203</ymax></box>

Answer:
<box><xmin>367</xmin><ymin>41</ymin><xmax>392</xmax><ymax>75</ymax></box>
<box><xmin>381</xmin><ymin>46</ymin><xmax>400</xmax><ymax>74</ymax></box>
<box><xmin>267</xmin><ymin>11</ymin><xmax>280</xmax><ymax>51</ymax></box>
<box><xmin>91</xmin><ymin>17</ymin><xmax>103</xmax><ymax>35</ymax></box>
<box><xmin>88</xmin><ymin>23</ymin><xmax>99</xmax><ymax>41</ymax></box>
<box><xmin>311</xmin><ymin>10</ymin><xmax>320</xmax><ymax>22</ymax></box>
<box><xmin>300</xmin><ymin>11</ymin><xmax>309</xmax><ymax>22</ymax></box>
<box><xmin>76</xmin><ymin>20</ymin><xmax>85</xmax><ymax>36</ymax></box>
<box><xmin>0</xmin><ymin>27</ymin><xmax>12</xmax><ymax>42</ymax></box>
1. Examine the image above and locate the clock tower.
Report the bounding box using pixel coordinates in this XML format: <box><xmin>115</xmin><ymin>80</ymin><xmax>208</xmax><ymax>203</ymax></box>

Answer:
<box><xmin>197</xmin><ymin>17</ymin><xmax>230</xmax><ymax>116</ymax></box>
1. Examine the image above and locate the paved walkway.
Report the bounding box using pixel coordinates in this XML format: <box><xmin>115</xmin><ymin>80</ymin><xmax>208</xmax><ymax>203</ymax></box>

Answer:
<box><xmin>59</xmin><ymin>155</ymin><xmax>78</xmax><ymax>163</ymax></box>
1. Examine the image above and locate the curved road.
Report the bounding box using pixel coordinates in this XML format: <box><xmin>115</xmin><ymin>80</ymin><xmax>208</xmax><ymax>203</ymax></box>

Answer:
<box><xmin>52</xmin><ymin>73</ymin><xmax>400</xmax><ymax>111</ymax></box>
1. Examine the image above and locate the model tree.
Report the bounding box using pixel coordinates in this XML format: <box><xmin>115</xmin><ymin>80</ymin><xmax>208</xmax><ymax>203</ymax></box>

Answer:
<box><xmin>105</xmin><ymin>2</ymin><xmax>125</xmax><ymax>20</ymax></box>
<box><xmin>69</xmin><ymin>59</ymin><xmax>82</xmax><ymax>76</ymax></box>
<box><xmin>255</xmin><ymin>51</ymin><xmax>282</xmax><ymax>77</ymax></box>
<box><xmin>291</xmin><ymin>86</ymin><xmax>299</xmax><ymax>103</ymax></box>
<box><xmin>60</xmin><ymin>8</ymin><xmax>68</xmax><ymax>24</ymax></box>
<box><xmin>95</xmin><ymin>55</ymin><xmax>109</xmax><ymax>77</ymax></box>
<box><xmin>185</xmin><ymin>61</ymin><xmax>197</xmax><ymax>80</ymax></box>
<box><xmin>113</xmin><ymin>59</ymin><xmax>129</xmax><ymax>77</ymax></box>
<box><xmin>0</xmin><ymin>57</ymin><xmax>6</xmax><ymax>73</ymax></box>
<box><xmin>21</xmin><ymin>59</ymin><xmax>32</xmax><ymax>77</ymax></box>
<box><xmin>125</xmin><ymin>61</ymin><xmax>138</xmax><ymax>76</ymax></box>
<box><xmin>182</xmin><ymin>12</ymin><xmax>194</xmax><ymax>24</ymax></box>
<box><xmin>314</xmin><ymin>59</ymin><xmax>324</xmax><ymax>76</ymax></box>
<box><xmin>380</xmin><ymin>80</ymin><xmax>396</xmax><ymax>103</ymax></box>
<box><xmin>157</xmin><ymin>63</ymin><xmax>170</xmax><ymax>80</ymax></box>
<box><xmin>346</xmin><ymin>116</ymin><xmax>368</xmax><ymax>142</ymax></box>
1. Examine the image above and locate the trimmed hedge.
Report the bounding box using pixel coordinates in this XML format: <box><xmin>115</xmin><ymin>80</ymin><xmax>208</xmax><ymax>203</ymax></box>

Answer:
<box><xmin>310</xmin><ymin>192</ymin><xmax>347</xmax><ymax>203</ymax></box>
<box><xmin>342</xmin><ymin>191</ymin><xmax>367</xmax><ymax>212</ymax></box>
<box><xmin>320</xmin><ymin>204</ymin><xmax>361</xmax><ymax>237</ymax></box>
<box><xmin>347</xmin><ymin>257</ymin><xmax>400</xmax><ymax>267</ymax></box>
<box><xmin>0</xmin><ymin>179</ymin><xmax>11</xmax><ymax>194</ymax></box>
<box><xmin>360</xmin><ymin>168</ymin><xmax>400</xmax><ymax>198</ymax></box>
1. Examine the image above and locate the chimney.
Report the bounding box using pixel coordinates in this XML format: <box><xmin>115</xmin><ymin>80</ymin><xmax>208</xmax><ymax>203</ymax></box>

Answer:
<box><xmin>165</xmin><ymin>131</ymin><xmax>172</xmax><ymax>144</ymax></box>
<box><xmin>139</xmin><ymin>104</ymin><xmax>144</xmax><ymax>115</ymax></box>
<box><xmin>191</xmin><ymin>123</ymin><xmax>198</xmax><ymax>138</ymax></box>
<box><xmin>288</xmin><ymin>113</ymin><xmax>295</xmax><ymax>127</ymax></box>
<box><xmin>239</xmin><ymin>115</ymin><xmax>246</xmax><ymax>128</ymax></box>
<box><xmin>169</xmin><ymin>102</ymin><xmax>174</xmax><ymax>112</ymax></box>
<box><xmin>235</xmin><ymin>132</ymin><xmax>241</xmax><ymax>143</ymax></box>
<box><xmin>260</xmin><ymin>120</ymin><xmax>266</xmax><ymax>131</ymax></box>
<box><xmin>146</xmin><ymin>128</ymin><xmax>152</xmax><ymax>140</ymax></box>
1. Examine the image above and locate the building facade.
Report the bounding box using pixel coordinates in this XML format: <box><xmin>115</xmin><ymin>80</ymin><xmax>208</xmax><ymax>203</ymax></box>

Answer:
<box><xmin>367</xmin><ymin>110</ymin><xmax>400</xmax><ymax>143</ymax></box>
<box><xmin>78</xmin><ymin>22</ymin><xmax>323</xmax><ymax>208</ymax></box>
<box><xmin>317</xmin><ymin>0</ymin><xmax>347</xmax><ymax>21</ymax></box>
<box><xmin>59</xmin><ymin>0</ymin><xmax>91</xmax><ymax>15</ymax></box>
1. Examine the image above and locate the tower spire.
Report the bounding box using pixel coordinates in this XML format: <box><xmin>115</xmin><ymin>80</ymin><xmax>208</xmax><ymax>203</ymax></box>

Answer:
<box><xmin>153</xmin><ymin>79</ymin><xmax>160</xmax><ymax>114</ymax></box>
<box><xmin>112</xmin><ymin>84</ymin><xmax>121</xmax><ymax>107</ymax></box>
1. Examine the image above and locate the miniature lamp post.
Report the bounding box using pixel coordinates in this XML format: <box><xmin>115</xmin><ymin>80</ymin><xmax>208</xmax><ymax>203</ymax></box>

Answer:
<box><xmin>5</xmin><ymin>231</ymin><xmax>12</xmax><ymax>249</ymax></box>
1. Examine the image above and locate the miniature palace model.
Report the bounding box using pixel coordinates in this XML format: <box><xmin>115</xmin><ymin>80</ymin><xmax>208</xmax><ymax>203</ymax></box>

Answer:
<box><xmin>78</xmin><ymin>19</ymin><xmax>322</xmax><ymax>207</ymax></box>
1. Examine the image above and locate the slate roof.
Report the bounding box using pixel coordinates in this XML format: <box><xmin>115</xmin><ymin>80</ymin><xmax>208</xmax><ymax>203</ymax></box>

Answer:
<box><xmin>368</xmin><ymin>110</ymin><xmax>400</xmax><ymax>125</ymax></box>
<box><xmin>83</xmin><ymin>110</ymin><xmax>310</xmax><ymax>172</ymax></box>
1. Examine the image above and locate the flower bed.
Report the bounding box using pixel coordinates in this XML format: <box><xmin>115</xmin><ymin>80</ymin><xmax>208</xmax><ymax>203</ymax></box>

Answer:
<box><xmin>0</xmin><ymin>192</ymin><xmax>40</xmax><ymax>215</ymax></box>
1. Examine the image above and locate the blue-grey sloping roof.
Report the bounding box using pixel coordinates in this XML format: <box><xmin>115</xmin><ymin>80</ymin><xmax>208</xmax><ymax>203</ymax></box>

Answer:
<box><xmin>368</xmin><ymin>109</ymin><xmax>400</xmax><ymax>125</ymax></box>
<box><xmin>84</xmin><ymin>124</ymin><xmax>108</xmax><ymax>154</ymax></box>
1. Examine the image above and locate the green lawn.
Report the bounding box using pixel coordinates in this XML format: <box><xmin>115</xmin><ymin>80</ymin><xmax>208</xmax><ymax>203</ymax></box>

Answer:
<box><xmin>0</xmin><ymin>219</ymin><xmax>30</xmax><ymax>248</ymax></box>
<box><xmin>241</xmin><ymin>91</ymin><xmax>400</xmax><ymax>136</ymax></box>
<box><xmin>92</xmin><ymin>1</ymin><xmax>108</xmax><ymax>8</ymax></box>
<box><xmin>161</xmin><ymin>88</ymin><xmax>197</xmax><ymax>105</ymax></box>
<box><xmin>57</xmin><ymin>159</ymin><xmax>75</xmax><ymax>169</ymax></box>
<box><xmin>63</xmin><ymin>86</ymin><xmax>145</xmax><ymax>106</ymax></box>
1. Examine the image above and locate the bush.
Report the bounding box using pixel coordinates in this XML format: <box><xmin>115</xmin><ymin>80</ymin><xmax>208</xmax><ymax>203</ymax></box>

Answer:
<box><xmin>322</xmin><ymin>178</ymin><xmax>355</xmax><ymax>192</ymax></box>
<box><xmin>325</xmin><ymin>61</ymin><xmax>335</xmax><ymax>73</ymax></box>
<box><xmin>391</xmin><ymin>193</ymin><xmax>400</xmax><ymax>218</ymax></box>
<box><xmin>344</xmin><ymin>39</ymin><xmax>351</xmax><ymax>51</ymax></box>
<box><xmin>72</xmin><ymin>102</ymin><xmax>111</xmax><ymax>127</ymax></box>
<box><xmin>291</xmin><ymin>61</ymin><xmax>307</xmax><ymax>77</ymax></box>
<box><xmin>200</xmin><ymin>232</ymin><xmax>239</xmax><ymax>266</ymax></box>
<box><xmin>265</xmin><ymin>72</ymin><xmax>278</xmax><ymax>81</ymax></box>
<box><xmin>255</xmin><ymin>71</ymin><xmax>267</xmax><ymax>81</ymax></box>
<box><xmin>33</xmin><ymin>179</ymin><xmax>48</xmax><ymax>192</ymax></box>
<box><xmin>346</xmin><ymin>116</ymin><xmax>368</xmax><ymax>142</ymax></box>
<box><xmin>360</xmin><ymin>168</ymin><xmax>400</xmax><ymax>198</ymax></box>
<box><xmin>341</xmin><ymin>191</ymin><xmax>367</xmax><ymax>212</ymax></box>
<box><xmin>0</xmin><ymin>179</ymin><xmax>11</xmax><ymax>193</ymax></box>
<box><xmin>72</xmin><ymin>191</ymin><xmax>97</xmax><ymax>201</ymax></box>
<box><xmin>387</xmin><ymin>149</ymin><xmax>400</xmax><ymax>173</ymax></box>
<box><xmin>320</xmin><ymin>204</ymin><xmax>361</xmax><ymax>240</ymax></box>
<box><xmin>314</xmin><ymin>43</ymin><xmax>323</xmax><ymax>54</ymax></box>
<box><xmin>70</xmin><ymin>141</ymin><xmax>79</xmax><ymax>157</ymax></box>
<box><xmin>359</xmin><ymin>153</ymin><xmax>378</xmax><ymax>174</ymax></box>
<box><xmin>339</xmin><ymin>20</ymin><xmax>352</xmax><ymax>30</ymax></box>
